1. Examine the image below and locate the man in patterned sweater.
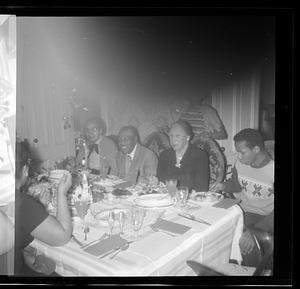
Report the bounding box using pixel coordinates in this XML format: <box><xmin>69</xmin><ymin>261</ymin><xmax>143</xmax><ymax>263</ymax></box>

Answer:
<box><xmin>214</xmin><ymin>128</ymin><xmax>274</xmax><ymax>256</ymax></box>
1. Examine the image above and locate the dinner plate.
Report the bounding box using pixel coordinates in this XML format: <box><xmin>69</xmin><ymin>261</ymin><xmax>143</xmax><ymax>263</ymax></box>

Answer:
<box><xmin>134</xmin><ymin>193</ymin><xmax>174</xmax><ymax>209</ymax></box>
<box><xmin>190</xmin><ymin>192</ymin><xmax>224</xmax><ymax>206</ymax></box>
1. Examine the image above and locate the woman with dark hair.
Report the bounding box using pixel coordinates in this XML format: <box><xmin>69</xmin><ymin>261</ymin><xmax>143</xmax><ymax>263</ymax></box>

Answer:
<box><xmin>15</xmin><ymin>140</ymin><xmax>72</xmax><ymax>276</ymax></box>
<box><xmin>75</xmin><ymin>117</ymin><xmax>118</xmax><ymax>175</ymax></box>
<box><xmin>157</xmin><ymin>120</ymin><xmax>210</xmax><ymax>191</ymax></box>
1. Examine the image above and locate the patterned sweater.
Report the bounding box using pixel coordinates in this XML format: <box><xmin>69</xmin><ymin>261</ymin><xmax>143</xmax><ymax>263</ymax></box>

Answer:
<box><xmin>224</xmin><ymin>159</ymin><xmax>274</xmax><ymax>216</ymax></box>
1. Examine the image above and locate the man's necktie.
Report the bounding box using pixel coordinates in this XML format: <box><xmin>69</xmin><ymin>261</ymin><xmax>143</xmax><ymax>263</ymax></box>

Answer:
<box><xmin>125</xmin><ymin>155</ymin><xmax>132</xmax><ymax>175</ymax></box>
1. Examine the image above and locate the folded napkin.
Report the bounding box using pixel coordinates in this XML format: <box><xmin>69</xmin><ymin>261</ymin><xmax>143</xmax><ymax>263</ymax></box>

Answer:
<box><xmin>212</xmin><ymin>198</ymin><xmax>241</xmax><ymax>209</ymax></box>
<box><xmin>150</xmin><ymin>218</ymin><xmax>191</xmax><ymax>235</ymax></box>
<box><xmin>83</xmin><ymin>234</ymin><xmax>128</xmax><ymax>257</ymax></box>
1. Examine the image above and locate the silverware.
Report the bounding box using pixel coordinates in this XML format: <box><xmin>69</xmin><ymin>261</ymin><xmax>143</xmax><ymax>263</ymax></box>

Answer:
<box><xmin>109</xmin><ymin>241</ymin><xmax>131</xmax><ymax>259</ymax></box>
<box><xmin>151</xmin><ymin>226</ymin><xmax>178</xmax><ymax>237</ymax></box>
<box><xmin>72</xmin><ymin>235</ymin><xmax>84</xmax><ymax>246</ymax></box>
<box><xmin>80</xmin><ymin>233</ymin><xmax>108</xmax><ymax>249</ymax></box>
<box><xmin>178</xmin><ymin>213</ymin><xmax>212</xmax><ymax>226</ymax></box>
<box><xmin>98</xmin><ymin>246</ymin><xmax>121</xmax><ymax>259</ymax></box>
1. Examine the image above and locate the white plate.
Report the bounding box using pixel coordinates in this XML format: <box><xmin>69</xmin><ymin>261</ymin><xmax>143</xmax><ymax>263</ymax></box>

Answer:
<box><xmin>49</xmin><ymin>170</ymin><xmax>68</xmax><ymax>180</ymax></box>
<box><xmin>134</xmin><ymin>193</ymin><xmax>174</xmax><ymax>208</ymax></box>
<box><xmin>190</xmin><ymin>192</ymin><xmax>223</xmax><ymax>206</ymax></box>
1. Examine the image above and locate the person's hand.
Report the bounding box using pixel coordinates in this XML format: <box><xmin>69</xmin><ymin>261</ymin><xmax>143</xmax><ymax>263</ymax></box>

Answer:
<box><xmin>239</xmin><ymin>229</ymin><xmax>255</xmax><ymax>255</ymax></box>
<box><xmin>37</xmin><ymin>171</ymin><xmax>50</xmax><ymax>182</ymax></box>
<box><xmin>210</xmin><ymin>182</ymin><xmax>226</xmax><ymax>193</ymax></box>
<box><xmin>58</xmin><ymin>172</ymin><xmax>72</xmax><ymax>196</ymax></box>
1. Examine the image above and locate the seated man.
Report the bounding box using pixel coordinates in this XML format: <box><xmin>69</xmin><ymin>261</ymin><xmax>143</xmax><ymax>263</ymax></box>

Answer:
<box><xmin>214</xmin><ymin>128</ymin><xmax>274</xmax><ymax>257</ymax></box>
<box><xmin>76</xmin><ymin>117</ymin><xmax>118</xmax><ymax>175</ymax></box>
<box><xmin>116</xmin><ymin>126</ymin><xmax>158</xmax><ymax>185</ymax></box>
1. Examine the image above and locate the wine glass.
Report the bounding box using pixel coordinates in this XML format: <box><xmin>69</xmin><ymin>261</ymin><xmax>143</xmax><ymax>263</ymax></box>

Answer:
<box><xmin>74</xmin><ymin>200</ymin><xmax>91</xmax><ymax>240</ymax></box>
<box><xmin>107</xmin><ymin>210</ymin><xmax>115</xmax><ymax>236</ymax></box>
<box><xmin>131</xmin><ymin>207</ymin><xmax>145</xmax><ymax>241</ymax></box>
<box><xmin>117</xmin><ymin>210</ymin><xmax>126</xmax><ymax>235</ymax></box>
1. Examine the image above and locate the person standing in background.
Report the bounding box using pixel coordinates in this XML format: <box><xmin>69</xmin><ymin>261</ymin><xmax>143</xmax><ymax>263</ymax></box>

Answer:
<box><xmin>179</xmin><ymin>95</ymin><xmax>228</xmax><ymax>142</ymax></box>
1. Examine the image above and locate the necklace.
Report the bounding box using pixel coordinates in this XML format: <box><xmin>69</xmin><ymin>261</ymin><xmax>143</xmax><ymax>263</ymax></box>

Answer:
<box><xmin>175</xmin><ymin>153</ymin><xmax>184</xmax><ymax>168</ymax></box>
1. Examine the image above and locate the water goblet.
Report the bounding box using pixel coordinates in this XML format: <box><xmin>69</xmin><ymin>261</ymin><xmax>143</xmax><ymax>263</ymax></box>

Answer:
<box><xmin>74</xmin><ymin>200</ymin><xmax>91</xmax><ymax>240</ymax></box>
<box><xmin>131</xmin><ymin>207</ymin><xmax>145</xmax><ymax>241</ymax></box>
<box><xmin>117</xmin><ymin>210</ymin><xmax>126</xmax><ymax>235</ymax></box>
<box><xmin>107</xmin><ymin>210</ymin><xmax>115</xmax><ymax>236</ymax></box>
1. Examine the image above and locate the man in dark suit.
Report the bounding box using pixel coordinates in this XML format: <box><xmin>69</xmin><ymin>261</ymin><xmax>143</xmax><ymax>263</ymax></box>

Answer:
<box><xmin>116</xmin><ymin>126</ymin><xmax>158</xmax><ymax>185</ymax></box>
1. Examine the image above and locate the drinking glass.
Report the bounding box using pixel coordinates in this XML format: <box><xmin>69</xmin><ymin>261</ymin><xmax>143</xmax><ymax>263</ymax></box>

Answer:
<box><xmin>131</xmin><ymin>208</ymin><xmax>145</xmax><ymax>241</ymax></box>
<box><xmin>74</xmin><ymin>200</ymin><xmax>91</xmax><ymax>240</ymax></box>
<box><xmin>107</xmin><ymin>210</ymin><xmax>115</xmax><ymax>236</ymax></box>
<box><xmin>175</xmin><ymin>186</ymin><xmax>189</xmax><ymax>207</ymax></box>
<box><xmin>165</xmin><ymin>179</ymin><xmax>178</xmax><ymax>197</ymax></box>
<box><xmin>117</xmin><ymin>211</ymin><xmax>126</xmax><ymax>235</ymax></box>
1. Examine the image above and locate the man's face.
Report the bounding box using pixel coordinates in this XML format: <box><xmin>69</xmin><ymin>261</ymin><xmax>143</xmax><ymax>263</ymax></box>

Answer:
<box><xmin>119</xmin><ymin>129</ymin><xmax>137</xmax><ymax>154</ymax></box>
<box><xmin>85</xmin><ymin>121</ymin><xmax>102</xmax><ymax>143</ymax></box>
<box><xmin>169</xmin><ymin>124</ymin><xmax>189</xmax><ymax>152</ymax></box>
<box><xmin>235</xmin><ymin>140</ymin><xmax>258</xmax><ymax>165</ymax></box>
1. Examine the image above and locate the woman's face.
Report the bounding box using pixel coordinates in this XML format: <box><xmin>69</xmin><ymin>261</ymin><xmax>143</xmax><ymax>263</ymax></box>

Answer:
<box><xmin>84</xmin><ymin>121</ymin><xmax>102</xmax><ymax>143</ymax></box>
<box><xmin>169</xmin><ymin>124</ymin><xmax>190</xmax><ymax>152</ymax></box>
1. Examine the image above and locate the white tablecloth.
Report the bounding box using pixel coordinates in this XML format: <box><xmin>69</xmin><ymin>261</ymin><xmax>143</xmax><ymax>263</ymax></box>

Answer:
<box><xmin>30</xmin><ymin>203</ymin><xmax>243</xmax><ymax>276</ymax></box>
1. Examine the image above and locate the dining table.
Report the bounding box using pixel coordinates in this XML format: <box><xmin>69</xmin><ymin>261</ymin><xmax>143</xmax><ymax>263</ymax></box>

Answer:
<box><xmin>29</xmin><ymin>174</ymin><xmax>244</xmax><ymax>276</ymax></box>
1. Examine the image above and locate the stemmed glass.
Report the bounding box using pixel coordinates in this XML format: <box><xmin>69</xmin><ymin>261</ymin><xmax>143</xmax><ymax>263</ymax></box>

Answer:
<box><xmin>107</xmin><ymin>210</ymin><xmax>115</xmax><ymax>236</ymax></box>
<box><xmin>131</xmin><ymin>207</ymin><xmax>146</xmax><ymax>241</ymax></box>
<box><xmin>74</xmin><ymin>200</ymin><xmax>91</xmax><ymax>241</ymax></box>
<box><xmin>117</xmin><ymin>211</ymin><xmax>126</xmax><ymax>235</ymax></box>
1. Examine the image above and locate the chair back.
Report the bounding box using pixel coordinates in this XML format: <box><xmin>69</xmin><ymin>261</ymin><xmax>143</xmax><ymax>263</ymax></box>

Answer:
<box><xmin>192</xmin><ymin>136</ymin><xmax>226</xmax><ymax>188</ymax></box>
<box><xmin>264</xmin><ymin>140</ymin><xmax>274</xmax><ymax>160</ymax></box>
<box><xmin>186</xmin><ymin>260</ymin><xmax>225</xmax><ymax>276</ymax></box>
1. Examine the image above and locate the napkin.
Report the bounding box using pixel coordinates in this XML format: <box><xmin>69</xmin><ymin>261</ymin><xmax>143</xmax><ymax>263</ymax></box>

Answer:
<box><xmin>212</xmin><ymin>198</ymin><xmax>241</xmax><ymax>209</ymax></box>
<box><xmin>83</xmin><ymin>234</ymin><xmax>128</xmax><ymax>257</ymax></box>
<box><xmin>150</xmin><ymin>218</ymin><xmax>191</xmax><ymax>235</ymax></box>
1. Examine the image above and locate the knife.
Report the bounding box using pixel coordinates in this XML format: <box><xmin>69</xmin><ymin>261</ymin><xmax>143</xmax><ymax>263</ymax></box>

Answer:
<box><xmin>178</xmin><ymin>213</ymin><xmax>212</xmax><ymax>226</ymax></box>
<box><xmin>98</xmin><ymin>246</ymin><xmax>122</xmax><ymax>259</ymax></box>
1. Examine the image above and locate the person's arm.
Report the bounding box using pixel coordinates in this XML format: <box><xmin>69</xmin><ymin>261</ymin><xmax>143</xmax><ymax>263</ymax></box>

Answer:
<box><xmin>0</xmin><ymin>210</ymin><xmax>14</xmax><ymax>255</ymax></box>
<box><xmin>202</xmin><ymin>106</ymin><xmax>228</xmax><ymax>140</ymax></box>
<box><xmin>30</xmin><ymin>172</ymin><xmax>73</xmax><ymax>246</ymax></box>
<box><xmin>212</xmin><ymin>165</ymin><xmax>242</xmax><ymax>193</ymax></box>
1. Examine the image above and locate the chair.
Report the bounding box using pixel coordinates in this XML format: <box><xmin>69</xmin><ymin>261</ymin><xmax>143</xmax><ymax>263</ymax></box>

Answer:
<box><xmin>186</xmin><ymin>229</ymin><xmax>273</xmax><ymax>276</ymax></box>
<box><xmin>191</xmin><ymin>136</ymin><xmax>226</xmax><ymax>189</ymax></box>
<box><xmin>264</xmin><ymin>140</ymin><xmax>274</xmax><ymax>160</ymax></box>
<box><xmin>143</xmin><ymin>131</ymin><xmax>171</xmax><ymax>157</ymax></box>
